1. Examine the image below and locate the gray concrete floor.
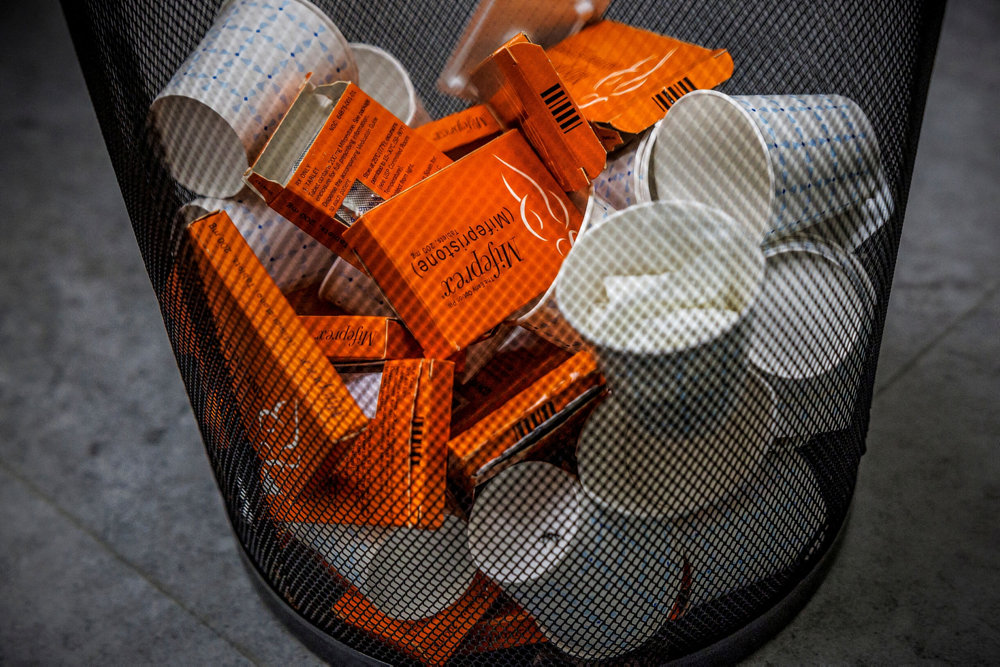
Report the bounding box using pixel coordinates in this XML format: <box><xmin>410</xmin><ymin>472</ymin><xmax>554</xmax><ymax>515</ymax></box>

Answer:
<box><xmin>1</xmin><ymin>1</ymin><xmax>997</xmax><ymax>664</ymax></box>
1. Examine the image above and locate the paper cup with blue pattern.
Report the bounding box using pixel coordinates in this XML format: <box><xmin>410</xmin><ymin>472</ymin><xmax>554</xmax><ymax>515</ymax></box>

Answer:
<box><xmin>150</xmin><ymin>0</ymin><xmax>358</xmax><ymax>197</ymax></box>
<box><xmin>648</xmin><ymin>90</ymin><xmax>883</xmax><ymax>243</ymax></box>
<box><xmin>179</xmin><ymin>193</ymin><xmax>336</xmax><ymax>290</ymax></box>
<box><xmin>556</xmin><ymin>200</ymin><xmax>765</xmax><ymax>434</ymax></box>
<box><xmin>468</xmin><ymin>461</ymin><xmax>684</xmax><ymax>660</ymax></box>
<box><xmin>591</xmin><ymin>127</ymin><xmax>657</xmax><ymax>210</ymax></box>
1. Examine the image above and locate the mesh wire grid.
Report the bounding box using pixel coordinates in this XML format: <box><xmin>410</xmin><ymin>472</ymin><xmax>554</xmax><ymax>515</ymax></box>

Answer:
<box><xmin>62</xmin><ymin>0</ymin><xmax>944</xmax><ymax>664</ymax></box>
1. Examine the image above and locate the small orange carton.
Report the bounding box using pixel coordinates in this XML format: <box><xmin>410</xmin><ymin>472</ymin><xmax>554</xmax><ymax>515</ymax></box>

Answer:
<box><xmin>300</xmin><ymin>315</ymin><xmax>423</xmax><ymax>363</ymax></box>
<box><xmin>470</xmin><ymin>33</ymin><xmax>606</xmax><ymax>192</ymax></box>
<box><xmin>185</xmin><ymin>211</ymin><xmax>367</xmax><ymax>499</ymax></box>
<box><xmin>333</xmin><ymin>573</ymin><xmax>500</xmax><ymax>666</ymax></box>
<box><xmin>264</xmin><ymin>359</ymin><xmax>453</xmax><ymax>529</ymax></box>
<box><xmin>344</xmin><ymin>130</ymin><xmax>583</xmax><ymax>359</ymax></box>
<box><xmin>447</xmin><ymin>351</ymin><xmax>605</xmax><ymax>498</ymax></box>
<box><xmin>244</xmin><ymin>80</ymin><xmax>451</xmax><ymax>262</ymax></box>
<box><xmin>414</xmin><ymin>103</ymin><xmax>503</xmax><ymax>156</ymax></box>
<box><xmin>546</xmin><ymin>20</ymin><xmax>735</xmax><ymax>134</ymax></box>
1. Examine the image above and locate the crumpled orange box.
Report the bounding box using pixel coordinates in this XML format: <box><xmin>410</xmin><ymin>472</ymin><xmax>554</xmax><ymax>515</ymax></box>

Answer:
<box><xmin>344</xmin><ymin>130</ymin><xmax>582</xmax><ymax>359</ymax></box>
<box><xmin>245</xmin><ymin>80</ymin><xmax>450</xmax><ymax>263</ymax></box>
<box><xmin>546</xmin><ymin>19</ymin><xmax>734</xmax><ymax>135</ymax></box>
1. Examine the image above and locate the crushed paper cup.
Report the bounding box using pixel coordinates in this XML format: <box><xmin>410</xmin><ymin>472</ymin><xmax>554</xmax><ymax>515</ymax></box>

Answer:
<box><xmin>649</xmin><ymin>91</ymin><xmax>884</xmax><ymax>242</ymax></box>
<box><xmin>150</xmin><ymin>0</ymin><xmax>358</xmax><ymax>197</ymax></box>
<box><xmin>591</xmin><ymin>126</ymin><xmax>659</xmax><ymax>210</ymax></box>
<box><xmin>351</xmin><ymin>43</ymin><xmax>431</xmax><ymax>127</ymax></box>
<box><xmin>318</xmin><ymin>257</ymin><xmax>397</xmax><ymax>317</ymax></box>
<box><xmin>576</xmin><ymin>369</ymin><xmax>774</xmax><ymax>520</ymax></box>
<box><xmin>676</xmin><ymin>448</ymin><xmax>827</xmax><ymax>608</ymax></box>
<box><xmin>749</xmin><ymin>239</ymin><xmax>876</xmax><ymax>438</ymax></box>
<box><xmin>468</xmin><ymin>461</ymin><xmax>683</xmax><ymax>660</ymax></box>
<box><xmin>556</xmin><ymin>200</ymin><xmax>765</xmax><ymax>433</ymax></box>
<box><xmin>287</xmin><ymin>514</ymin><xmax>477</xmax><ymax>620</ymax></box>
<box><xmin>178</xmin><ymin>194</ymin><xmax>336</xmax><ymax>291</ymax></box>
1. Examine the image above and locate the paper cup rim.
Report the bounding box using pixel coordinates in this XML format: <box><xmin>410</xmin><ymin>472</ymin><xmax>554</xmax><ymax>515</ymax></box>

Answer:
<box><xmin>349</xmin><ymin>42</ymin><xmax>420</xmax><ymax>121</ymax></box>
<box><xmin>752</xmin><ymin>238</ymin><xmax>875</xmax><ymax>381</ymax></box>
<box><xmin>577</xmin><ymin>369</ymin><xmax>776</xmax><ymax>521</ymax></box>
<box><xmin>652</xmin><ymin>89</ymin><xmax>775</xmax><ymax>237</ymax></box>
<box><xmin>556</xmin><ymin>199</ymin><xmax>765</xmax><ymax>356</ymax></box>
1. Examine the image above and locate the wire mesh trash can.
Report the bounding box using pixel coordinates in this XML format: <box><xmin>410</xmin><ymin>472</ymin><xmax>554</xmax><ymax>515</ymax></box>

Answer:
<box><xmin>63</xmin><ymin>0</ymin><xmax>944</xmax><ymax>663</ymax></box>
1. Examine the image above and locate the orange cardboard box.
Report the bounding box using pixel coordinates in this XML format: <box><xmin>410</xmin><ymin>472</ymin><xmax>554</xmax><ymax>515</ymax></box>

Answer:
<box><xmin>546</xmin><ymin>20</ymin><xmax>735</xmax><ymax>134</ymax></box>
<box><xmin>344</xmin><ymin>130</ymin><xmax>583</xmax><ymax>359</ymax></box>
<box><xmin>457</xmin><ymin>600</ymin><xmax>547</xmax><ymax>655</ymax></box>
<box><xmin>245</xmin><ymin>80</ymin><xmax>450</xmax><ymax>262</ymax></box>
<box><xmin>264</xmin><ymin>359</ymin><xmax>452</xmax><ymax>529</ymax></box>
<box><xmin>415</xmin><ymin>103</ymin><xmax>503</xmax><ymax>155</ymax></box>
<box><xmin>185</xmin><ymin>211</ymin><xmax>367</xmax><ymax>499</ymax></box>
<box><xmin>333</xmin><ymin>573</ymin><xmax>500</xmax><ymax>666</ymax></box>
<box><xmin>447</xmin><ymin>351</ymin><xmax>605</xmax><ymax>497</ymax></box>
<box><xmin>470</xmin><ymin>33</ymin><xmax>606</xmax><ymax>192</ymax></box>
<box><xmin>300</xmin><ymin>315</ymin><xmax>423</xmax><ymax>363</ymax></box>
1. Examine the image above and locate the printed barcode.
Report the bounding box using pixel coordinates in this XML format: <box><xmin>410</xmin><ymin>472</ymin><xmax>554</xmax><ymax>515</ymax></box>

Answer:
<box><xmin>410</xmin><ymin>417</ymin><xmax>424</xmax><ymax>464</ymax></box>
<box><xmin>652</xmin><ymin>76</ymin><xmax>697</xmax><ymax>111</ymax></box>
<box><xmin>512</xmin><ymin>401</ymin><xmax>557</xmax><ymax>440</ymax></box>
<box><xmin>540</xmin><ymin>83</ymin><xmax>583</xmax><ymax>134</ymax></box>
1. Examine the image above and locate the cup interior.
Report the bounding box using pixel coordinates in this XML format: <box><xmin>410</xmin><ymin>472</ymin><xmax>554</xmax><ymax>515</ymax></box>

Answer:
<box><xmin>351</xmin><ymin>43</ymin><xmax>418</xmax><ymax>123</ymax></box>
<box><xmin>649</xmin><ymin>90</ymin><xmax>773</xmax><ymax>241</ymax></box>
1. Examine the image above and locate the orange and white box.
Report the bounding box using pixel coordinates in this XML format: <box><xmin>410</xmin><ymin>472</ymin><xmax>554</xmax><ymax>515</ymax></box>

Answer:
<box><xmin>244</xmin><ymin>80</ymin><xmax>451</xmax><ymax>261</ymax></box>
<box><xmin>470</xmin><ymin>33</ymin><xmax>607</xmax><ymax>192</ymax></box>
<box><xmin>264</xmin><ymin>358</ymin><xmax>453</xmax><ymax>529</ymax></box>
<box><xmin>300</xmin><ymin>315</ymin><xmax>422</xmax><ymax>363</ymax></box>
<box><xmin>546</xmin><ymin>20</ymin><xmax>735</xmax><ymax>135</ymax></box>
<box><xmin>184</xmin><ymin>211</ymin><xmax>367</xmax><ymax>500</ymax></box>
<box><xmin>447</xmin><ymin>351</ymin><xmax>605</xmax><ymax>497</ymax></box>
<box><xmin>344</xmin><ymin>130</ymin><xmax>583</xmax><ymax>359</ymax></box>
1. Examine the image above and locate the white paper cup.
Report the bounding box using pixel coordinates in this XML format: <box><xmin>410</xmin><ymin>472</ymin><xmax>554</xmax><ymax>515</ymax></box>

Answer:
<box><xmin>286</xmin><ymin>514</ymin><xmax>477</xmax><ymax>620</ymax></box>
<box><xmin>556</xmin><ymin>200</ymin><xmax>765</xmax><ymax>433</ymax></box>
<box><xmin>511</xmin><ymin>194</ymin><xmax>612</xmax><ymax>351</ymax></box>
<box><xmin>765</xmin><ymin>175</ymin><xmax>895</xmax><ymax>252</ymax></box>
<box><xmin>749</xmin><ymin>239</ymin><xmax>876</xmax><ymax>438</ymax></box>
<box><xmin>150</xmin><ymin>0</ymin><xmax>358</xmax><ymax>197</ymax></box>
<box><xmin>179</xmin><ymin>194</ymin><xmax>336</xmax><ymax>291</ymax></box>
<box><xmin>350</xmin><ymin>43</ymin><xmax>431</xmax><ymax>127</ymax></box>
<box><xmin>318</xmin><ymin>257</ymin><xmax>397</xmax><ymax>317</ymax></box>
<box><xmin>468</xmin><ymin>461</ymin><xmax>683</xmax><ymax>660</ymax></box>
<box><xmin>576</xmin><ymin>369</ymin><xmax>774</xmax><ymax>520</ymax></box>
<box><xmin>676</xmin><ymin>448</ymin><xmax>827</xmax><ymax>608</ymax></box>
<box><xmin>591</xmin><ymin>128</ymin><xmax>657</xmax><ymax>210</ymax></box>
<box><xmin>649</xmin><ymin>91</ymin><xmax>883</xmax><ymax>242</ymax></box>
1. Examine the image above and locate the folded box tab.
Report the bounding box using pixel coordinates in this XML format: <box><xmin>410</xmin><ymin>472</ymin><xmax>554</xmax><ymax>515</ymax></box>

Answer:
<box><xmin>344</xmin><ymin>130</ymin><xmax>583</xmax><ymax>359</ymax></box>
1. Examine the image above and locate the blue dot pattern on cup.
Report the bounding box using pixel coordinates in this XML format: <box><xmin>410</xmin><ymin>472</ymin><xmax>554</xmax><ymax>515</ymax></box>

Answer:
<box><xmin>177</xmin><ymin>0</ymin><xmax>355</xmax><ymax>150</ymax></box>
<box><xmin>735</xmin><ymin>95</ymin><xmax>878</xmax><ymax>232</ymax></box>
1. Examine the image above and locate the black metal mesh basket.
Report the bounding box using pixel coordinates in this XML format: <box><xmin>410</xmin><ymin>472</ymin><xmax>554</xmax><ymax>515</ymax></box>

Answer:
<box><xmin>62</xmin><ymin>1</ymin><xmax>944</xmax><ymax>664</ymax></box>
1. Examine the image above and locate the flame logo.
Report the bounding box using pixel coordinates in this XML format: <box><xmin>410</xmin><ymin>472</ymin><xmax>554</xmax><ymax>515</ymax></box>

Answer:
<box><xmin>577</xmin><ymin>48</ymin><xmax>679</xmax><ymax>109</ymax></box>
<box><xmin>495</xmin><ymin>156</ymin><xmax>574</xmax><ymax>256</ymax></box>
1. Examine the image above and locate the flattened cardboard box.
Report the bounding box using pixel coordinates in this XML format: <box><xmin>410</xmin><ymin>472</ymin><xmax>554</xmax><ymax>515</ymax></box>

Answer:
<box><xmin>344</xmin><ymin>130</ymin><xmax>583</xmax><ymax>359</ymax></box>
<box><xmin>546</xmin><ymin>20</ymin><xmax>735</xmax><ymax>134</ymax></box>
<box><xmin>264</xmin><ymin>359</ymin><xmax>452</xmax><ymax>529</ymax></box>
<box><xmin>185</xmin><ymin>211</ymin><xmax>367</xmax><ymax>499</ymax></box>
<box><xmin>300</xmin><ymin>315</ymin><xmax>423</xmax><ymax>363</ymax></box>
<box><xmin>245</xmin><ymin>80</ymin><xmax>450</xmax><ymax>262</ymax></box>
<box><xmin>470</xmin><ymin>33</ymin><xmax>606</xmax><ymax>192</ymax></box>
